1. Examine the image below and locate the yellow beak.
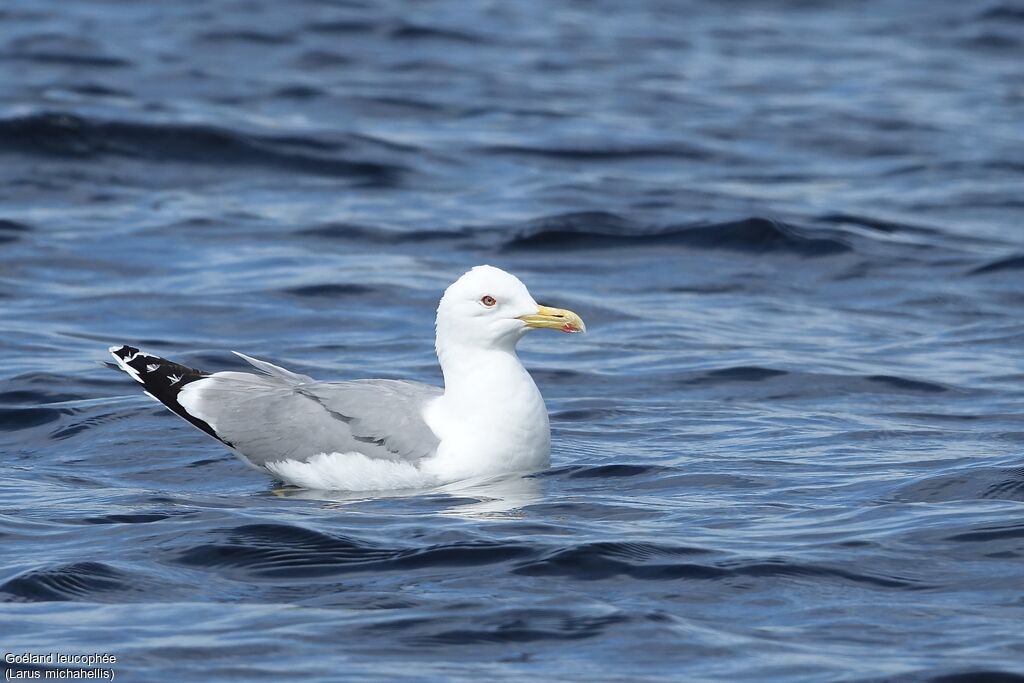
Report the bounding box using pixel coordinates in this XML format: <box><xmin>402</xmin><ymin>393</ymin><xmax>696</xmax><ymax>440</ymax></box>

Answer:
<box><xmin>518</xmin><ymin>305</ymin><xmax>586</xmax><ymax>334</ymax></box>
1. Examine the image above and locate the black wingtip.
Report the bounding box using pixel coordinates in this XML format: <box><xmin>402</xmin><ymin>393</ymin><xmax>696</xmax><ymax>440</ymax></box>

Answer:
<box><xmin>110</xmin><ymin>344</ymin><xmax>137</xmax><ymax>360</ymax></box>
<box><xmin>109</xmin><ymin>344</ymin><xmax>231</xmax><ymax>447</ymax></box>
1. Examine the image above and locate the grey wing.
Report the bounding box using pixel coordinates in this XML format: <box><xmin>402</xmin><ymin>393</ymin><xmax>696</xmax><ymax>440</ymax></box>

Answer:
<box><xmin>176</xmin><ymin>354</ymin><xmax>442</xmax><ymax>469</ymax></box>
<box><xmin>297</xmin><ymin>380</ymin><xmax>443</xmax><ymax>463</ymax></box>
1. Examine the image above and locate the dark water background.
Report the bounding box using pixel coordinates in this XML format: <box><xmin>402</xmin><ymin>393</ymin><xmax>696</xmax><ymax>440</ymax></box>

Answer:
<box><xmin>2</xmin><ymin>0</ymin><xmax>1024</xmax><ymax>680</ymax></box>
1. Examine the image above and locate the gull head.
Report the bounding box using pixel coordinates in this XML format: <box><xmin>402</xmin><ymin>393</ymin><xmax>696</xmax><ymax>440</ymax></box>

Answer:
<box><xmin>436</xmin><ymin>265</ymin><xmax>585</xmax><ymax>352</ymax></box>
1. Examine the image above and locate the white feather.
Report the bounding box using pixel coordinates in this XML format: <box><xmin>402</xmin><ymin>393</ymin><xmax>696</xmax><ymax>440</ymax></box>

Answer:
<box><xmin>265</xmin><ymin>451</ymin><xmax>435</xmax><ymax>491</ymax></box>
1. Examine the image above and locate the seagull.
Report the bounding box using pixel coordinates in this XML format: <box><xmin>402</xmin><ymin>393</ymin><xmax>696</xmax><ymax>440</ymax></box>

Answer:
<box><xmin>109</xmin><ymin>265</ymin><xmax>585</xmax><ymax>491</ymax></box>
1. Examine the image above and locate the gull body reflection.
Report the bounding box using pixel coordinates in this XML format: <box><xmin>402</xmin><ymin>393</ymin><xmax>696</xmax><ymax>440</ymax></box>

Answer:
<box><xmin>270</xmin><ymin>472</ymin><xmax>544</xmax><ymax>519</ymax></box>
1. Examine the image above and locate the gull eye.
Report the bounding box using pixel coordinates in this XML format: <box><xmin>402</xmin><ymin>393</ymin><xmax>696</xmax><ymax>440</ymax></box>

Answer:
<box><xmin>480</xmin><ymin>295</ymin><xmax>497</xmax><ymax>307</ymax></box>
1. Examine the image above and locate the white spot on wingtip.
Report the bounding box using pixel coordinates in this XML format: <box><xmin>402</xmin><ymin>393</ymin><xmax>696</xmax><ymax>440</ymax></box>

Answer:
<box><xmin>110</xmin><ymin>345</ymin><xmax>157</xmax><ymax>385</ymax></box>
<box><xmin>111</xmin><ymin>350</ymin><xmax>143</xmax><ymax>385</ymax></box>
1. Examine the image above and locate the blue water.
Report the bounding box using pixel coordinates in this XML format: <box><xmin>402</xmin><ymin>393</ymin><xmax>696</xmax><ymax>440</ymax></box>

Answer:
<box><xmin>2</xmin><ymin>0</ymin><xmax>1024</xmax><ymax>680</ymax></box>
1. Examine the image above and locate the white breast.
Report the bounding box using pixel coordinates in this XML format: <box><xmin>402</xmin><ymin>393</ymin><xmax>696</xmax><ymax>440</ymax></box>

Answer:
<box><xmin>422</xmin><ymin>352</ymin><xmax>550</xmax><ymax>482</ymax></box>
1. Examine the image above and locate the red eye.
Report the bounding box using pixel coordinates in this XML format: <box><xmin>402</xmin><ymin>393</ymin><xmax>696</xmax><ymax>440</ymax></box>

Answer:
<box><xmin>481</xmin><ymin>295</ymin><xmax>497</xmax><ymax>307</ymax></box>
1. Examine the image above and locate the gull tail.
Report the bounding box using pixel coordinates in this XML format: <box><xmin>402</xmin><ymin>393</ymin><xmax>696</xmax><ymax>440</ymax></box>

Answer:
<box><xmin>109</xmin><ymin>345</ymin><xmax>230</xmax><ymax>446</ymax></box>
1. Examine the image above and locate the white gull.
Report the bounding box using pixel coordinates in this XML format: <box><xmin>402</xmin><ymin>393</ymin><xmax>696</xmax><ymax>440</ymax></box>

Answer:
<box><xmin>109</xmin><ymin>265</ymin><xmax>585</xmax><ymax>491</ymax></box>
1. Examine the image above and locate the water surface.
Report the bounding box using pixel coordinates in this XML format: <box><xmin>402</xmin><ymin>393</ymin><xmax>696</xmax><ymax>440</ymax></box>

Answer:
<box><xmin>2</xmin><ymin>0</ymin><xmax>1024</xmax><ymax>680</ymax></box>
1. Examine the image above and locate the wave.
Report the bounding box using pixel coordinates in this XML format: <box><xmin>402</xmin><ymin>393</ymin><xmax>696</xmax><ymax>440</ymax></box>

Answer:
<box><xmin>675</xmin><ymin>366</ymin><xmax>950</xmax><ymax>395</ymax></box>
<box><xmin>0</xmin><ymin>562</ymin><xmax>134</xmax><ymax>602</ymax></box>
<box><xmin>2</xmin><ymin>52</ymin><xmax>129</xmax><ymax>67</ymax></box>
<box><xmin>304</xmin><ymin>18</ymin><xmax>484</xmax><ymax>44</ymax></box>
<box><xmin>0</xmin><ymin>218</ymin><xmax>31</xmax><ymax>244</ymax></box>
<box><xmin>173</xmin><ymin>523</ymin><xmax>532</xmax><ymax>579</ymax></box>
<box><xmin>0</xmin><ymin>371</ymin><xmax>111</xmax><ymax>403</ymax></box>
<box><xmin>921</xmin><ymin>672</ymin><xmax>1024</xmax><ymax>683</ymax></box>
<box><xmin>863</xmin><ymin>374</ymin><xmax>948</xmax><ymax>394</ymax></box>
<box><xmin>501</xmin><ymin>212</ymin><xmax>852</xmax><ymax>256</ymax></box>
<box><xmin>699</xmin><ymin>366</ymin><xmax>789</xmax><ymax>382</ymax></box>
<box><xmin>296</xmin><ymin>222</ymin><xmax>468</xmax><ymax>244</ymax></box>
<box><xmin>280</xmin><ymin>283</ymin><xmax>382</xmax><ymax>299</ymax></box>
<box><xmin>174</xmin><ymin>524</ymin><xmax>391</xmax><ymax>578</ymax></box>
<box><xmin>976</xmin><ymin>4</ymin><xmax>1024</xmax><ymax>22</ymax></box>
<box><xmin>484</xmin><ymin>142</ymin><xmax>717</xmax><ymax>161</ymax></box>
<box><xmin>565</xmin><ymin>464</ymin><xmax>668</xmax><ymax>479</ymax></box>
<box><xmin>0</xmin><ymin>389</ymin><xmax>80</xmax><ymax>405</ymax></box>
<box><xmin>388</xmin><ymin>22</ymin><xmax>485</xmax><ymax>44</ymax></box>
<box><xmin>0</xmin><ymin>406</ymin><xmax>63</xmax><ymax>431</ymax></box>
<box><xmin>272</xmin><ymin>85</ymin><xmax>326</xmax><ymax>99</ymax></box>
<box><xmin>893</xmin><ymin>466</ymin><xmax>1024</xmax><ymax>504</ymax></box>
<box><xmin>295</xmin><ymin>50</ymin><xmax>353</xmax><ymax>68</ymax></box>
<box><xmin>0</xmin><ymin>112</ymin><xmax>405</xmax><ymax>183</ymax></box>
<box><xmin>970</xmin><ymin>254</ymin><xmax>1024</xmax><ymax>275</ymax></box>
<box><xmin>82</xmin><ymin>512</ymin><xmax>179</xmax><ymax>525</ymax></box>
<box><xmin>305</xmin><ymin>19</ymin><xmax>378</xmax><ymax>34</ymax></box>
<box><xmin>197</xmin><ymin>30</ymin><xmax>293</xmax><ymax>45</ymax></box>
<box><xmin>407</xmin><ymin>609</ymin><xmax>632</xmax><ymax>646</ymax></box>
<box><xmin>513</xmin><ymin>543</ymin><xmax>925</xmax><ymax>589</ymax></box>
<box><xmin>817</xmin><ymin>212</ymin><xmax>939</xmax><ymax>236</ymax></box>
<box><xmin>946</xmin><ymin>523</ymin><xmax>1024</xmax><ymax>543</ymax></box>
<box><xmin>2</xmin><ymin>33</ymin><xmax>130</xmax><ymax>68</ymax></box>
